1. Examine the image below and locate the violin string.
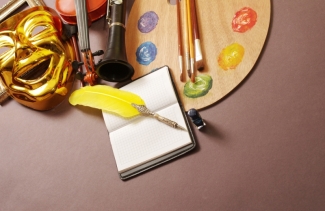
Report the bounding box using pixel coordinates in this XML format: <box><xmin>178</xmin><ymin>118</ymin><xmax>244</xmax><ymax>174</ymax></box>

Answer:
<box><xmin>74</xmin><ymin>0</ymin><xmax>90</xmax><ymax>50</ymax></box>
<box><xmin>74</xmin><ymin>0</ymin><xmax>83</xmax><ymax>49</ymax></box>
<box><xmin>81</xmin><ymin>0</ymin><xmax>90</xmax><ymax>50</ymax></box>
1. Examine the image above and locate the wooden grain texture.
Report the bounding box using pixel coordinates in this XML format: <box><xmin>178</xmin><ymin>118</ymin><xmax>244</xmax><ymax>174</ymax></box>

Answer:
<box><xmin>126</xmin><ymin>0</ymin><xmax>271</xmax><ymax>111</ymax></box>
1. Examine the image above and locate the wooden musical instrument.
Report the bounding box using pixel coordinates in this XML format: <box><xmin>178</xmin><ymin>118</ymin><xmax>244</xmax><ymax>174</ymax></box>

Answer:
<box><xmin>56</xmin><ymin>0</ymin><xmax>106</xmax><ymax>85</ymax></box>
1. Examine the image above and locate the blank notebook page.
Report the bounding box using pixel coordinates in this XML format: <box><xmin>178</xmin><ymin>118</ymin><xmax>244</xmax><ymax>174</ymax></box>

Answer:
<box><xmin>102</xmin><ymin>67</ymin><xmax>193</xmax><ymax>173</ymax></box>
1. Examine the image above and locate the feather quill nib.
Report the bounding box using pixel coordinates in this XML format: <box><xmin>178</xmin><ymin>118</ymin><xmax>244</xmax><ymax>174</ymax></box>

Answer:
<box><xmin>132</xmin><ymin>104</ymin><xmax>187</xmax><ymax>131</ymax></box>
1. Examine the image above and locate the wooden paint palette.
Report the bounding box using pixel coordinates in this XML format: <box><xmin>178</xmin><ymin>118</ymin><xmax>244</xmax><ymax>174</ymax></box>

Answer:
<box><xmin>125</xmin><ymin>0</ymin><xmax>271</xmax><ymax>111</ymax></box>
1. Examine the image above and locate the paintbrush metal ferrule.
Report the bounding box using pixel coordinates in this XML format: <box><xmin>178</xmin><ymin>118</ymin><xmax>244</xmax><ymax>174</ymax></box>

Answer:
<box><xmin>178</xmin><ymin>55</ymin><xmax>183</xmax><ymax>71</ymax></box>
<box><xmin>178</xmin><ymin>55</ymin><xmax>184</xmax><ymax>81</ymax></box>
<box><xmin>194</xmin><ymin>39</ymin><xmax>204</xmax><ymax>71</ymax></box>
<box><xmin>190</xmin><ymin>58</ymin><xmax>195</xmax><ymax>82</ymax></box>
<box><xmin>185</xmin><ymin>51</ymin><xmax>191</xmax><ymax>78</ymax></box>
<box><xmin>190</xmin><ymin>0</ymin><xmax>204</xmax><ymax>71</ymax></box>
<box><xmin>194</xmin><ymin>39</ymin><xmax>203</xmax><ymax>61</ymax></box>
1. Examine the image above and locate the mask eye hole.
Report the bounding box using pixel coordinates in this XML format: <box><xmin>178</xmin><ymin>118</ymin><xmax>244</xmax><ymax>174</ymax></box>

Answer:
<box><xmin>0</xmin><ymin>47</ymin><xmax>11</xmax><ymax>56</ymax></box>
<box><xmin>0</xmin><ymin>35</ymin><xmax>14</xmax><ymax>56</ymax></box>
<box><xmin>31</xmin><ymin>26</ymin><xmax>47</xmax><ymax>37</ymax></box>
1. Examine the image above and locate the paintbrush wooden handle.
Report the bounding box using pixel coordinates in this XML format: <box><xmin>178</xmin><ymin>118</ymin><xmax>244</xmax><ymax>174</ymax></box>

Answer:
<box><xmin>186</xmin><ymin>0</ymin><xmax>195</xmax><ymax>82</ymax></box>
<box><xmin>190</xmin><ymin>0</ymin><xmax>200</xmax><ymax>39</ymax></box>
<box><xmin>186</xmin><ymin>0</ymin><xmax>194</xmax><ymax>59</ymax></box>
<box><xmin>190</xmin><ymin>0</ymin><xmax>204</xmax><ymax>71</ymax></box>
<box><xmin>177</xmin><ymin>0</ymin><xmax>182</xmax><ymax>56</ymax></box>
<box><xmin>183</xmin><ymin>0</ymin><xmax>191</xmax><ymax>78</ymax></box>
<box><xmin>176</xmin><ymin>0</ymin><xmax>184</xmax><ymax>82</ymax></box>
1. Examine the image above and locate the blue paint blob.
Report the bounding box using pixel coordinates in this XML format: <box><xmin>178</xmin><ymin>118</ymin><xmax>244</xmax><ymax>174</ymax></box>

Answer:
<box><xmin>138</xmin><ymin>11</ymin><xmax>159</xmax><ymax>33</ymax></box>
<box><xmin>136</xmin><ymin>42</ymin><xmax>157</xmax><ymax>66</ymax></box>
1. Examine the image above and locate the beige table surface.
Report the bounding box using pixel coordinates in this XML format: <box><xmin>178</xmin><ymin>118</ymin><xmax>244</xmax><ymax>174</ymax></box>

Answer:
<box><xmin>1</xmin><ymin>0</ymin><xmax>325</xmax><ymax>210</ymax></box>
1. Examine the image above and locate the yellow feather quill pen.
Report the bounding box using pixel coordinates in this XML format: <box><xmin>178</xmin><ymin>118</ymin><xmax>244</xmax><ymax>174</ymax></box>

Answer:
<box><xmin>69</xmin><ymin>85</ymin><xmax>145</xmax><ymax>118</ymax></box>
<box><xmin>69</xmin><ymin>85</ymin><xmax>187</xmax><ymax>130</ymax></box>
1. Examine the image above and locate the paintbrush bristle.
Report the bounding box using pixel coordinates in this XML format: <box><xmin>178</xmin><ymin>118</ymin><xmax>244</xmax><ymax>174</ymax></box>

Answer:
<box><xmin>196</xmin><ymin>59</ymin><xmax>204</xmax><ymax>71</ymax></box>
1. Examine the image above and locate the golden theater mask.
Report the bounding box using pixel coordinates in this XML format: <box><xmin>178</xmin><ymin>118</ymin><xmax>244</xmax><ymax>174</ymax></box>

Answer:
<box><xmin>0</xmin><ymin>6</ymin><xmax>75</xmax><ymax>110</ymax></box>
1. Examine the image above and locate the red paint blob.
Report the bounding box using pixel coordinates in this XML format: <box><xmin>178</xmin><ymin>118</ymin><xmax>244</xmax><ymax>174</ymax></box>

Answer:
<box><xmin>232</xmin><ymin>7</ymin><xmax>257</xmax><ymax>33</ymax></box>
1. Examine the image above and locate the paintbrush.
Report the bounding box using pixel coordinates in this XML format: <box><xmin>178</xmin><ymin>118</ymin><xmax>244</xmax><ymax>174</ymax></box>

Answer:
<box><xmin>183</xmin><ymin>0</ymin><xmax>191</xmax><ymax>79</ymax></box>
<box><xmin>190</xmin><ymin>0</ymin><xmax>204</xmax><ymax>71</ymax></box>
<box><xmin>176</xmin><ymin>0</ymin><xmax>184</xmax><ymax>82</ymax></box>
<box><xmin>186</xmin><ymin>0</ymin><xmax>195</xmax><ymax>82</ymax></box>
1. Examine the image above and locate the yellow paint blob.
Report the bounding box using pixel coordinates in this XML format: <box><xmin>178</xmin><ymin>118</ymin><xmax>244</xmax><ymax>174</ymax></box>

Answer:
<box><xmin>218</xmin><ymin>43</ymin><xmax>245</xmax><ymax>70</ymax></box>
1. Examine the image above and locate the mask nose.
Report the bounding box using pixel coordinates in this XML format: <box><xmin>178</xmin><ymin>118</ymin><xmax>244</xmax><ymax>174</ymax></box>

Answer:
<box><xmin>15</xmin><ymin>41</ymin><xmax>36</xmax><ymax>60</ymax></box>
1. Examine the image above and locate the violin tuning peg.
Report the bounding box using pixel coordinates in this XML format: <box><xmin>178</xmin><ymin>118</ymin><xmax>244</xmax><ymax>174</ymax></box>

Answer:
<box><xmin>72</xmin><ymin>60</ymin><xmax>84</xmax><ymax>70</ymax></box>
<box><xmin>92</xmin><ymin>50</ymin><xmax>104</xmax><ymax>57</ymax></box>
<box><xmin>72</xmin><ymin>61</ymin><xmax>79</xmax><ymax>71</ymax></box>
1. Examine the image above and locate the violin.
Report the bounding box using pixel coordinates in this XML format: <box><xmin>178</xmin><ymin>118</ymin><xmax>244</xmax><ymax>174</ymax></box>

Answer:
<box><xmin>55</xmin><ymin>0</ymin><xmax>107</xmax><ymax>25</ymax></box>
<box><xmin>55</xmin><ymin>0</ymin><xmax>107</xmax><ymax>85</ymax></box>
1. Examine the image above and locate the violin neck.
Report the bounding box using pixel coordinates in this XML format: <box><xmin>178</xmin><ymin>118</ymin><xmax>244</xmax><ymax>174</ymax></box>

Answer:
<box><xmin>74</xmin><ymin>0</ymin><xmax>90</xmax><ymax>51</ymax></box>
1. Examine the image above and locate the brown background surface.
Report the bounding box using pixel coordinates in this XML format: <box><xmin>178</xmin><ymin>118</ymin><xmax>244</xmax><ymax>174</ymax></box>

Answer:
<box><xmin>1</xmin><ymin>0</ymin><xmax>325</xmax><ymax>210</ymax></box>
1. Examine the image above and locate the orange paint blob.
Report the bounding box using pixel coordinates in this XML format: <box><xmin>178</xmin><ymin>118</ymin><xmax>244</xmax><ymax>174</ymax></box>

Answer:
<box><xmin>218</xmin><ymin>43</ymin><xmax>245</xmax><ymax>70</ymax></box>
<box><xmin>232</xmin><ymin>7</ymin><xmax>257</xmax><ymax>33</ymax></box>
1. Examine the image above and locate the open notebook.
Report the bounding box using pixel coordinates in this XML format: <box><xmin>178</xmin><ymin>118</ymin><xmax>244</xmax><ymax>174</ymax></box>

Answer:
<box><xmin>102</xmin><ymin>66</ymin><xmax>196</xmax><ymax>180</ymax></box>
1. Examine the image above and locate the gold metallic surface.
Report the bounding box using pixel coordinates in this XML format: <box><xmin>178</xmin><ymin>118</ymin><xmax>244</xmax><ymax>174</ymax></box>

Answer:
<box><xmin>25</xmin><ymin>0</ymin><xmax>45</xmax><ymax>7</ymax></box>
<box><xmin>0</xmin><ymin>6</ymin><xmax>76</xmax><ymax>110</ymax></box>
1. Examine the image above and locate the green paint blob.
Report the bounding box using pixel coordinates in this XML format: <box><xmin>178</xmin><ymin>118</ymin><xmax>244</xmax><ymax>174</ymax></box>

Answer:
<box><xmin>184</xmin><ymin>74</ymin><xmax>213</xmax><ymax>98</ymax></box>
